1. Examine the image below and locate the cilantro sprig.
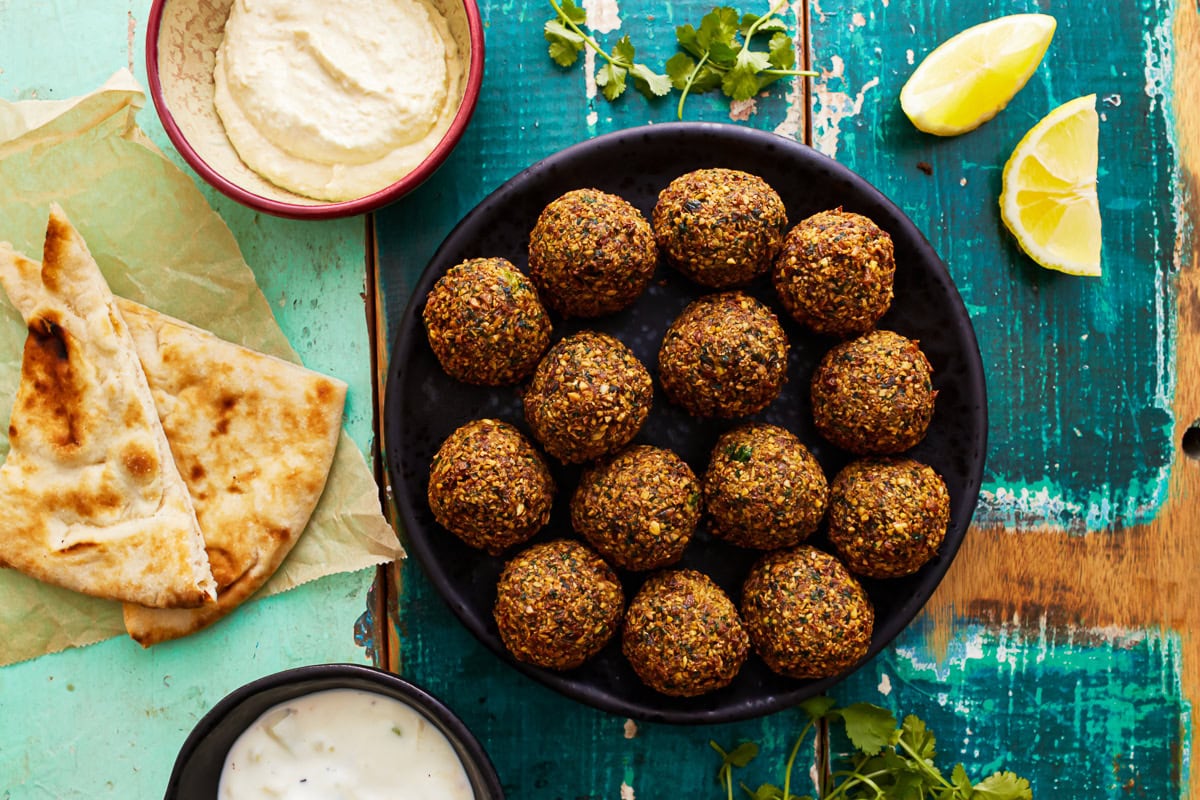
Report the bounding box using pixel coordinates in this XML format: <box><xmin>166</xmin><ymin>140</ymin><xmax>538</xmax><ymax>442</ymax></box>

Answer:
<box><xmin>543</xmin><ymin>0</ymin><xmax>816</xmax><ymax>115</ymax></box>
<box><xmin>545</xmin><ymin>0</ymin><xmax>671</xmax><ymax>101</ymax></box>
<box><xmin>711</xmin><ymin>697</ymin><xmax>1033</xmax><ymax>800</ymax></box>
<box><xmin>666</xmin><ymin>1</ymin><xmax>815</xmax><ymax>118</ymax></box>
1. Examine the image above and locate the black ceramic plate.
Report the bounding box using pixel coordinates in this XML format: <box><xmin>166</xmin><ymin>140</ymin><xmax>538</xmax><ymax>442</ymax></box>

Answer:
<box><xmin>384</xmin><ymin>122</ymin><xmax>987</xmax><ymax>725</ymax></box>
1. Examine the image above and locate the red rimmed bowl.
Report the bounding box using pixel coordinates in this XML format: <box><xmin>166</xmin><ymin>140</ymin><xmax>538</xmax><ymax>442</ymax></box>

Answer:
<box><xmin>145</xmin><ymin>0</ymin><xmax>484</xmax><ymax>219</ymax></box>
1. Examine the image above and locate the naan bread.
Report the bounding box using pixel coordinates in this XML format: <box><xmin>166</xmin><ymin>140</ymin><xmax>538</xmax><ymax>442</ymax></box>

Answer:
<box><xmin>0</xmin><ymin>207</ymin><xmax>216</xmax><ymax>608</ymax></box>
<box><xmin>118</xmin><ymin>299</ymin><xmax>347</xmax><ymax>645</ymax></box>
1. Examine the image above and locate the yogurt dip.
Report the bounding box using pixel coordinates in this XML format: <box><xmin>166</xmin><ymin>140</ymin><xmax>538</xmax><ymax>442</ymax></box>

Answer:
<box><xmin>213</xmin><ymin>0</ymin><xmax>462</xmax><ymax>202</ymax></box>
<box><xmin>218</xmin><ymin>688</ymin><xmax>474</xmax><ymax>799</ymax></box>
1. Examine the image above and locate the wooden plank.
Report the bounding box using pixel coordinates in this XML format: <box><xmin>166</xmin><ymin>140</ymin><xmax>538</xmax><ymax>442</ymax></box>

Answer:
<box><xmin>370</xmin><ymin>0</ymin><xmax>828</xmax><ymax>794</ymax></box>
<box><xmin>0</xmin><ymin>3</ymin><xmax>386</xmax><ymax>794</ymax></box>
<box><xmin>809</xmin><ymin>0</ymin><xmax>1196</xmax><ymax>796</ymax></box>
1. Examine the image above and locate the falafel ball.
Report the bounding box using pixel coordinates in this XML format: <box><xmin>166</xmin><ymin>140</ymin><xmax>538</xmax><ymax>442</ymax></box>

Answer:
<box><xmin>428</xmin><ymin>419</ymin><xmax>555</xmax><ymax>555</ymax></box>
<box><xmin>773</xmin><ymin>209</ymin><xmax>895</xmax><ymax>338</ymax></box>
<box><xmin>741</xmin><ymin>546</ymin><xmax>874</xmax><ymax>680</ymax></box>
<box><xmin>523</xmin><ymin>331</ymin><xmax>654</xmax><ymax>464</ymax></box>
<box><xmin>704</xmin><ymin>424</ymin><xmax>828</xmax><ymax>550</ymax></box>
<box><xmin>657</xmin><ymin>292</ymin><xmax>789</xmax><ymax>418</ymax></box>
<box><xmin>423</xmin><ymin>257</ymin><xmax>552</xmax><ymax>385</ymax></box>
<box><xmin>571</xmin><ymin>445</ymin><xmax>701</xmax><ymax>571</ymax></box>
<box><xmin>827</xmin><ymin>457</ymin><xmax>950</xmax><ymax>578</ymax></box>
<box><xmin>494</xmin><ymin>539</ymin><xmax>625</xmax><ymax>670</ymax></box>
<box><xmin>810</xmin><ymin>329</ymin><xmax>937</xmax><ymax>454</ymax></box>
<box><xmin>528</xmin><ymin>188</ymin><xmax>658</xmax><ymax>318</ymax></box>
<box><xmin>652</xmin><ymin>168</ymin><xmax>788</xmax><ymax>288</ymax></box>
<box><xmin>622</xmin><ymin>569</ymin><xmax>749</xmax><ymax>696</ymax></box>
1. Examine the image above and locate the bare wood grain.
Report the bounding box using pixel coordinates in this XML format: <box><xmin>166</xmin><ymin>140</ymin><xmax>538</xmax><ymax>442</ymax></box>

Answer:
<box><xmin>923</xmin><ymin>5</ymin><xmax>1200</xmax><ymax>794</ymax></box>
<box><xmin>364</xmin><ymin>214</ymin><xmax>406</xmax><ymax>674</ymax></box>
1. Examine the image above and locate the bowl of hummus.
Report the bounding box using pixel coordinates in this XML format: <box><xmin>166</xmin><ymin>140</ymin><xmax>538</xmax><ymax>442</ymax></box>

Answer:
<box><xmin>146</xmin><ymin>0</ymin><xmax>484</xmax><ymax>219</ymax></box>
<box><xmin>164</xmin><ymin>663</ymin><xmax>505</xmax><ymax>799</ymax></box>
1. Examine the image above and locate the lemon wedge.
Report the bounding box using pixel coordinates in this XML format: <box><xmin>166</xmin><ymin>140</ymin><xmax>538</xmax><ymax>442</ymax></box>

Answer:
<box><xmin>900</xmin><ymin>14</ymin><xmax>1056</xmax><ymax>136</ymax></box>
<box><xmin>1000</xmin><ymin>94</ymin><xmax>1102</xmax><ymax>276</ymax></box>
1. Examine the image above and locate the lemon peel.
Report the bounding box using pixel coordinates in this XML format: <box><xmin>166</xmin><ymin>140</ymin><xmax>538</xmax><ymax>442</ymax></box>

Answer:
<box><xmin>900</xmin><ymin>13</ymin><xmax>1056</xmax><ymax>136</ymax></box>
<box><xmin>999</xmin><ymin>94</ymin><xmax>1102</xmax><ymax>277</ymax></box>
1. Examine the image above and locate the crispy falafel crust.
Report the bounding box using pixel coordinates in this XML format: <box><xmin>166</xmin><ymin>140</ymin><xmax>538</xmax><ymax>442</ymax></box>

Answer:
<box><xmin>657</xmin><ymin>292</ymin><xmax>790</xmax><ymax>419</ymax></box>
<box><xmin>524</xmin><ymin>331</ymin><xmax>653</xmax><ymax>464</ymax></box>
<box><xmin>428</xmin><ymin>419</ymin><xmax>556</xmax><ymax>555</ymax></box>
<box><xmin>810</xmin><ymin>329</ymin><xmax>937</xmax><ymax>454</ymax></box>
<box><xmin>422</xmin><ymin>257</ymin><xmax>552</xmax><ymax>385</ymax></box>
<box><xmin>571</xmin><ymin>445</ymin><xmax>701</xmax><ymax>571</ymax></box>
<box><xmin>622</xmin><ymin>569</ymin><xmax>749</xmax><ymax>696</ymax></box>
<box><xmin>827</xmin><ymin>457</ymin><xmax>950</xmax><ymax>578</ymax></box>
<box><xmin>493</xmin><ymin>539</ymin><xmax>625</xmax><ymax>670</ymax></box>
<box><xmin>773</xmin><ymin>209</ymin><xmax>895</xmax><ymax>338</ymax></box>
<box><xmin>528</xmin><ymin>188</ymin><xmax>658</xmax><ymax>317</ymax></box>
<box><xmin>652</xmin><ymin>168</ymin><xmax>788</xmax><ymax>288</ymax></box>
<box><xmin>741</xmin><ymin>546</ymin><xmax>874</xmax><ymax>679</ymax></box>
<box><xmin>704</xmin><ymin>424</ymin><xmax>828</xmax><ymax>550</ymax></box>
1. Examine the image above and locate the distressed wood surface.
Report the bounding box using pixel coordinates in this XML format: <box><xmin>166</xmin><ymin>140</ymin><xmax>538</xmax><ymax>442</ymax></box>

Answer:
<box><xmin>374</xmin><ymin>0</ymin><xmax>1197</xmax><ymax>798</ymax></box>
<box><xmin>0</xmin><ymin>0</ymin><xmax>1194</xmax><ymax>795</ymax></box>
<box><xmin>0</xmin><ymin>2</ymin><xmax>385</xmax><ymax>796</ymax></box>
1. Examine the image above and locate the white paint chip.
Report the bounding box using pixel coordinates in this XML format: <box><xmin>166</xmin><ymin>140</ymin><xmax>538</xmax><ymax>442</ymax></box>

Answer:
<box><xmin>906</xmin><ymin>49</ymin><xmax>914</xmax><ymax>65</ymax></box>
<box><xmin>623</xmin><ymin>719</ymin><xmax>638</xmax><ymax>739</ymax></box>
<box><xmin>729</xmin><ymin>97</ymin><xmax>757</xmax><ymax>121</ymax></box>
<box><xmin>959</xmin><ymin>177</ymin><xmax>967</xmax><ymax>186</ymax></box>
<box><xmin>582</xmin><ymin>0</ymin><xmax>621</xmax><ymax>33</ymax></box>
<box><xmin>877</xmin><ymin>673</ymin><xmax>892</xmax><ymax>695</ymax></box>
<box><xmin>621</xmin><ymin>782</ymin><xmax>635</xmax><ymax>800</ymax></box>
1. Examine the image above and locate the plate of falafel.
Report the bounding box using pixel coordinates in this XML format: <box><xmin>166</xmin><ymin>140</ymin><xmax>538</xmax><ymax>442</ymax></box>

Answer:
<box><xmin>384</xmin><ymin>122</ymin><xmax>987</xmax><ymax>724</ymax></box>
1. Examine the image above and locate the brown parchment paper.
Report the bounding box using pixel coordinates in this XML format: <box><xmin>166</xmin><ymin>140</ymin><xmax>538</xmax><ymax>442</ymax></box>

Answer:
<box><xmin>0</xmin><ymin>71</ymin><xmax>404</xmax><ymax>666</ymax></box>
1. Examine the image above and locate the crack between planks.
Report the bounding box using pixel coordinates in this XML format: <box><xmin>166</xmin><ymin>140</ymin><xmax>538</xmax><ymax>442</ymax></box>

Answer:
<box><xmin>363</xmin><ymin>213</ymin><xmax>404</xmax><ymax>675</ymax></box>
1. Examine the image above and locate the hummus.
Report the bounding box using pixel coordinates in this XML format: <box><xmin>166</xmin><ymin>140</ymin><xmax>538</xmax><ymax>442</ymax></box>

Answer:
<box><xmin>213</xmin><ymin>0</ymin><xmax>462</xmax><ymax>202</ymax></box>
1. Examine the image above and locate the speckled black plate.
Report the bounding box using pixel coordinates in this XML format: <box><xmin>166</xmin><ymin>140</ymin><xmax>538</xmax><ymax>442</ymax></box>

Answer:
<box><xmin>383</xmin><ymin>122</ymin><xmax>987</xmax><ymax>725</ymax></box>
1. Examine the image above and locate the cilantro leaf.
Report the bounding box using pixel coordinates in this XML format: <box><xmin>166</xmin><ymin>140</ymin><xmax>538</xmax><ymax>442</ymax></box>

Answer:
<box><xmin>676</xmin><ymin>24</ymin><xmax>703</xmax><ymax>57</ymax></box>
<box><xmin>697</xmin><ymin>7</ymin><xmax>741</xmax><ymax>51</ymax></box>
<box><xmin>612</xmin><ymin>34</ymin><xmax>636</xmax><ymax>64</ymax></box>
<box><xmin>740</xmin><ymin>12</ymin><xmax>787</xmax><ymax>35</ymax></box>
<box><xmin>726</xmin><ymin>740</ymin><xmax>760</xmax><ymax>767</ymax></box>
<box><xmin>594</xmin><ymin>62</ymin><xmax>628</xmax><ymax>100</ymax></box>
<box><xmin>630</xmin><ymin>63</ymin><xmax>673</xmax><ymax>97</ymax></box>
<box><xmin>900</xmin><ymin>714</ymin><xmax>938</xmax><ymax>762</ymax></box>
<box><xmin>951</xmin><ymin>763</ymin><xmax>973</xmax><ymax>794</ymax></box>
<box><xmin>972</xmin><ymin>771</ymin><xmax>1033</xmax><ymax>800</ymax></box>
<box><xmin>799</xmin><ymin>695</ymin><xmax>837</xmax><ymax>721</ymax></box>
<box><xmin>722</xmin><ymin>48</ymin><xmax>772</xmax><ymax>100</ymax></box>
<box><xmin>544</xmin><ymin>19</ymin><xmax>585</xmax><ymax>66</ymax></box>
<box><xmin>767</xmin><ymin>31</ymin><xmax>796</xmax><ymax>70</ymax></box>
<box><xmin>665</xmin><ymin>53</ymin><xmax>697</xmax><ymax>89</ymax></box>
<box><xmin>838</xmin><ymin>702</ymin><xmax>897</xmax><ymax>756</ymax></box>
<box><xmin>557</xmin><ymin>0</ymin><xmax>587</xmax><ymax>25</ymax></box>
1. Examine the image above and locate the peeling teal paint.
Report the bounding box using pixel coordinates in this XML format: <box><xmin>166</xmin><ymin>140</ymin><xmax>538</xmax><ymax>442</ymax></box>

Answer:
<box><xmin>811</xmin><ymin>0</ymin><xmax>1182</xmax><ymax>531</ymax></box>
<box><xmin>835</xmin><ymin>623</ymin><xmax>1189</xmax><ymax>799</ymax></box>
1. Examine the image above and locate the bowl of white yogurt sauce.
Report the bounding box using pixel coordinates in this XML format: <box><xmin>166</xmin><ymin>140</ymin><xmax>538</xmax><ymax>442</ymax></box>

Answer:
<box><xmin>164</xmin><ymin>663</ymin><xmax>504</xmax><ymax>799</ymax></box>
<box><xmin>145</xmin><ymin>0</ymin><xmax>484</xmax><ymax>219</ymax></box>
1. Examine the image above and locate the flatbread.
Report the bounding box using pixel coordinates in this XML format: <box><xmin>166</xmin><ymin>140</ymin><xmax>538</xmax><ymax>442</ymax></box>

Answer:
<box><xmin>0</xmin><ymin>207</ymin><xmax>216</xmax><ymax>608</ymax></box>
<box><xmin>117</xmin><ymin>300</ymin><xmax>347</xmax><ymax>645</ymax></box>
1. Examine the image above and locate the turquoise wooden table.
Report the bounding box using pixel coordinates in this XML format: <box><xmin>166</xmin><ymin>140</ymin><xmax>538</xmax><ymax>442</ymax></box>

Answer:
<box><xmin>3</xmin><ymin>0</ymin><xmax>1198</xmax><ymax>797</ymax></box>
<box><xmin>373</xmin><ymin>0</ymin><xmax>1200</xmax><ymax>798</ymax></box>
<box><xmin>0</xmin><ymin>2</ymin><xmax>388</xmax><ymax>796</ymax></box>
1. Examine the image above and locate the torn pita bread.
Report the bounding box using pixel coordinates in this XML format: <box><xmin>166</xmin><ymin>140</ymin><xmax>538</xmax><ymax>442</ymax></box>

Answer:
<box><xmin>116</xmin><ymin>299</ymin><xmax>347</xmax><ymax>645</ymax></box>
<box><xmin>0</xmin><ymin>206</ymin><xmax>215</xmax><ymax>609</ymax></box>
